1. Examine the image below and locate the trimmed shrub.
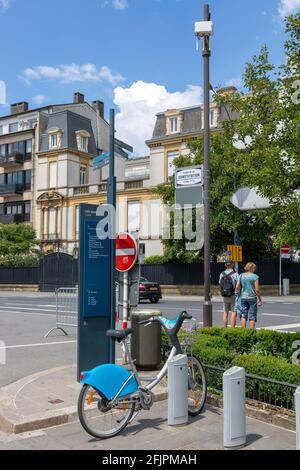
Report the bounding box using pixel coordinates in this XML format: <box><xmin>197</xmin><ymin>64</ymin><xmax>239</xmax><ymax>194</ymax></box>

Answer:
<box><xmin>0</xmin><ymin>254</ymin><xmax>40</xmax><ymax>267</ymax></box>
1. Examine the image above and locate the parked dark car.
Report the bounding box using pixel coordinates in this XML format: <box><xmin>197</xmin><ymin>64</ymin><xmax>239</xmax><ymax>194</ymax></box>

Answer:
<box><xmin>139</xmin><ymin>277</ymin><xmax>162</xmax><ymax>304</ymax></box>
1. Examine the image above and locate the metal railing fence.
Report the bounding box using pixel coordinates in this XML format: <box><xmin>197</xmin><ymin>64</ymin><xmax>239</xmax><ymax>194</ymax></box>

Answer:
<box><xmin>45</xmin><ymin>287</ymin><xmax>78</xmax><ymax>338</ymax></box>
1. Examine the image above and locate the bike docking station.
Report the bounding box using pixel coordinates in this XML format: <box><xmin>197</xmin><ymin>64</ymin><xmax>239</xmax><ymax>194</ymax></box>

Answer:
<box><xmin>223</xmin><ymin>367</ymin><xmax>247</xmax><ymax>449</ymax></box>
<box><xmin>296</xmin><ymin>386</ymin><xmax>300</xmax><ymax>451</ymax></box>
<box><xmin>168</xmin><ymin>354</ymin><xmax>189</xmax><ymax>426</ymax></box>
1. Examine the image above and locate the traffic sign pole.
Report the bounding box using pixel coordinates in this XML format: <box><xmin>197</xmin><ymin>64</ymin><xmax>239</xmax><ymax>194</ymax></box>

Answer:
<box><xmin>279</xmin><ymin>247</ymin><xmax>282</xmax><ymax>297</ymax></box>
<box><xmin>116</xmin><ymin>233</ymin><xmax>138</xmax><ymax>330</ymax></box>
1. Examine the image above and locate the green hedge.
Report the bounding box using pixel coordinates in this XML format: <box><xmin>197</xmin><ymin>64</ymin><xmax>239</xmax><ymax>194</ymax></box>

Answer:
<box><xmin>160</xmin><ymin>326</ymin><xmax>300</xmax><ymax>409</ymax></box>
<box><xmin>200</xmin><ymin>327</ymin><xmax>300</xmax><ymax>361</ymax></box>
<box><xmin>0</xmin><ymin>254</ymin><xmax>40</xmax><ymax>267</ymax></box>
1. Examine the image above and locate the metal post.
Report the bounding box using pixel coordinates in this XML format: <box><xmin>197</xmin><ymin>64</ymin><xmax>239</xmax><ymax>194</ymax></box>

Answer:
<box><xmin>202</xmin><ymin>4</ymin><xmax>213</xmax><ymax>327</ymax></box>
<box><xmin>108</xmin><ymin>109</ymin><xmax>116</xmax><ymax>363</ymax></box>
<box><xmin>279</xmin><ymin>248</ymin><xmax>282</xmax><ymax>297</ymax></box>
<box><xmin>123</xmin><ymin>271</ymin><xmax>129</xmax><ymax>329</ymax></box>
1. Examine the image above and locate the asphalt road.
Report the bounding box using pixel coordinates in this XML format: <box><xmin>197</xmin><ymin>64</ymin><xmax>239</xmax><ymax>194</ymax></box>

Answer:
<box><xmin>0</xmin><ymin>292</ymin><xmax>299</xmax><ymax>387</ymax></box>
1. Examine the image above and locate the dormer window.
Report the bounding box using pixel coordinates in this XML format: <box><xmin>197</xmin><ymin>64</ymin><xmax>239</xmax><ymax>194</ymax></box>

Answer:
<box><xmin>170</xmin><ymin>117</ymin><xmax>178</xmax><ymax>134</ymax></box>
<box><xmin>50</xmin><ymin>134</ymin><xmax>58</xmax><ymax>148</ymax></box>
<box><xmin>76</xmin><ymin>130</ymin><xmax>90</xmax><ymax>153</ymax></box>
<box><xmin>80</xmin><ymin>136</ymin><xmax>88</xmax><ymax>152</ymax></box>
<box><xmin>47</xmin><ymin>127</ymin><xmax>63</xmax><ymax>149</ymax></box>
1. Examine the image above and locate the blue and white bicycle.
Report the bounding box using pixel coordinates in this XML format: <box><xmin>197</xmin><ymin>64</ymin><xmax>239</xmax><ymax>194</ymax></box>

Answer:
<box><xmin>78</xmin><ymin>311</ymin><xmax>207</xmax><ymax>439</ymax></box>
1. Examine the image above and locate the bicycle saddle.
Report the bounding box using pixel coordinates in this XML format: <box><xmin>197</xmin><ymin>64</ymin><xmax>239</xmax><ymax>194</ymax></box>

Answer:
<box><xmin>106</xmin><ymin>328</ymin><xmax>134</xmax><ymax>342</ymax></box>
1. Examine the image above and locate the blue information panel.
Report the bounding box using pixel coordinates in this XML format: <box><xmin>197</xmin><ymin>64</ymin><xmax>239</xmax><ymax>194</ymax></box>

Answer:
<box><xmin>80</xmin><ymin>211</ymin><xmax>110</xmax><ymax>318</ymax></box>
<box><xmin>77</xmin><ymin>204</ymin><xmax>112</xmax><ymax>380</ymax></box>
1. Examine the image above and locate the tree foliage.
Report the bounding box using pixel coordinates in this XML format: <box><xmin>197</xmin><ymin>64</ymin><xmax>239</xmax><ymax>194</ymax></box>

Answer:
<box><xmin>156</xmin><ymin>14</ymin><xmax>300</xmax><ymax>261</ymax></box>
<box><xmin>0</xmin><ymin>224</ymin><xmax>39</xmax><ymax>255</ymax></box>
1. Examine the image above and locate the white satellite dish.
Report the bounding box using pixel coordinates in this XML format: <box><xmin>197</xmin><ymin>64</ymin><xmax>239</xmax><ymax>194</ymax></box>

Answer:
<box><xmin>230</xmin><ymin>187</ymin><xmax>271</xmax><ymax>211</ymax></box>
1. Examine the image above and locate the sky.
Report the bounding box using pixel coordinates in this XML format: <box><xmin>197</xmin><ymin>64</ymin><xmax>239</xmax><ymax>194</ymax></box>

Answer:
<box><xmin>0</xmin><ymin>0</ymin><xmax>300</xmax><ymax>154</ymax></box>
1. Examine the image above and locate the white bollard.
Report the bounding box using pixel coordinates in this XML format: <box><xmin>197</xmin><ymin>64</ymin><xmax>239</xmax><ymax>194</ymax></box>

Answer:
<box><xmin>296</xmin><ymin>386</ymin><xmax>300</xmax><ymax>451</ymax></box>
<box><xmin>168</xmin><ymin>354</ymin><xmax>188</xmax><ymax>426</ymax></box>
<box><xmin>223</xmin><ymin>366</ymin><xmax>246</xmax><ymax>449</ymax></box>
<box><xmin>283</xmin><ymin>278</ymin><xmax>290</xmax><ymax>296</ymax></box>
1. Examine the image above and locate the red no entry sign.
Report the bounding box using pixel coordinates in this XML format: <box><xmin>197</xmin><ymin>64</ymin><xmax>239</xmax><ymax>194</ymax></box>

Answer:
<box><xmin>281</xmin><ymin>245</ymin><xmax>291</xmax><ymax>259</ymax></box>
<box><xmin>116</xmin><ymin>233</ymin><xmax>137</xmax><ymax>272</ymax></box>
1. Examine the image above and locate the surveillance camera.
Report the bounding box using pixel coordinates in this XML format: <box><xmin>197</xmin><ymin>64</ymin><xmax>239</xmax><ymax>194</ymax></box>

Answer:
<box><xmin>194</xmin><ymin>21</ymin><xmax>214</xmax><ymax>37</ymax></box>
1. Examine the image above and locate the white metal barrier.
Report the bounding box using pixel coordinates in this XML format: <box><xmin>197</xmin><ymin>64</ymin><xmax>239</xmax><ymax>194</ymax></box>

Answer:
<box><xmin>45</xmin><ymin>287</ymin><xmax>78</xmax><ymax>338</ymax></box>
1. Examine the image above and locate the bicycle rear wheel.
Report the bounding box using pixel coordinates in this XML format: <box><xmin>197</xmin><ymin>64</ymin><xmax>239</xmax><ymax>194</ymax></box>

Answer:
<box><xmin>187</xmin><ymin>356</ymin><xmax>207</xmax><ymax>416</ymax></box>
<box><xmin>78</xmin><ymin>384</ymin><xmax>135</xmax><ymax>439</ymax></box>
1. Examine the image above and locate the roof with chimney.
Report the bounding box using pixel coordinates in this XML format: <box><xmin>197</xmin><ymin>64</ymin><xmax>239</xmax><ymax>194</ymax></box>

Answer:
<box><xmin>39</xmin><ymin>110</ymin><xmax>97</xmax><ymax>155</ymax></box>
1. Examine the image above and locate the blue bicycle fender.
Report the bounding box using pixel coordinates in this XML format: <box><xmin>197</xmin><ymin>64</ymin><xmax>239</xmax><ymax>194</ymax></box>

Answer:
<box><xmin>80</xmin><ymin>364</ymin><xmax>139</xmax><ymax>401</ymax></box>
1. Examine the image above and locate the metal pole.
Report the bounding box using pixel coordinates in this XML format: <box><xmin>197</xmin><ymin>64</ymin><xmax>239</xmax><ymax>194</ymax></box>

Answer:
<box><xmin>296</xmin><ymin>386</ymin><xmax>300</xmax><ymax>450</ymax></box>
<box><xmin>108</xmin><ymin>109</ymin><xmax>116</xmax><ymax>363</ymax></box>
<box><xmin>202</xmin><ymin>4</ymin><xmax>213</xmax><ymax>327</ymax></box>
<box><xmin>123</xmin><ymin>271</ymin><xmax>129</xmax><ymax>329</ymax></box>
<box><xmin>279</xmin><ymin>248</ymin><xmax>282</xmax><ymax>297</ymax></box>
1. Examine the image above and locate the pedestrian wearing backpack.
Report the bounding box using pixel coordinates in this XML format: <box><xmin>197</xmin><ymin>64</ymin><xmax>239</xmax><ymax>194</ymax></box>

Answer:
<box><xmin>219</xmin><ymin>262</ymin><xmax>239</xmax><ymax>328</ymax></box>
<box><xmin>235</xmin><ymin>262</ymin><xmax>263</xmax><ymax>330</ymax></box>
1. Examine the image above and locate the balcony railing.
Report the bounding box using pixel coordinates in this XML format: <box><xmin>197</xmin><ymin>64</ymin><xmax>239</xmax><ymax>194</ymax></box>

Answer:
<box><xmin>0</xmin><ymin>152</ymin><xmax>24</xmax><ymax>167</ymax></box>
<box><xmin>42</xmin><ymin>233</ymin><xmax>60</xmax><ymax>242</ymax></box>
<box><xmin>0</xmin><ymin>184</ymin><xmax>24</xmax><ymax>196</ymax></box>
<box><xmin>0</xmin><ymin>214</ymin><xmax>26</xmax><ymax>224</ymax></box>
<box><xmin>98</xmin><ymin>183</ymin><xmax>107</xmax><ymax>192</ymax></box>
<box><xmin>73</xmin><ymin>185</ymin><xmax>90</xmax><ymax>196</ymax></box>
<box><xmin>124</xmin><ymin>180</ymin><xmax>144</xmax><ymax>190</ymax></box>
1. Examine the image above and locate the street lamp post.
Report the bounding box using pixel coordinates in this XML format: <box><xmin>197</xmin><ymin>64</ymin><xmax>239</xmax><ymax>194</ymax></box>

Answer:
<box><xmin>195</xmin><ymin>4</ymin><xmax>213</xmax><ymax>327</ymax></box>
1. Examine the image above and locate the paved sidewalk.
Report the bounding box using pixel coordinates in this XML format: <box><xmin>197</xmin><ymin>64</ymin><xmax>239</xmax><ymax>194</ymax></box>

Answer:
<box><xmin>0</xmin><ymin>364</ymin><xmax>167</xmax><ymax>434</ymax></box>
<box><xmin>0</xmin><ymin>364</ymin><xmax>296</xmax><ymax>450</ymax></box>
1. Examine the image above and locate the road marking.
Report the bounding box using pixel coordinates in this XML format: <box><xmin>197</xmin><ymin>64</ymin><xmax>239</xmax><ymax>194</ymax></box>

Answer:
<box><xmin>0</xmin><ymin>309</ymin><xmax>54</xmax><ymax>317</ymax></box>
<box><xmin>0</xmin><ymin>340</ymin><xmax>76</xmax><ymax>350</ymax></box>
<box><xmin>3</xmin><ymin>303</ymin><xmax>56</xmax><ymax>308</ymax></box>
<box><xmin>0</xmin><ymin>306</ymin><xmax>56</xmax><ymax>312</ymax></box>
<box><xmin>261</xmin><ymin>313</ymin><xmax>297</xmax><ymax>318</ymax></box>
<box><xmin>264</xmin><ymin>323</ymin><xmax>300</xmax><ymax>331</ymax></box>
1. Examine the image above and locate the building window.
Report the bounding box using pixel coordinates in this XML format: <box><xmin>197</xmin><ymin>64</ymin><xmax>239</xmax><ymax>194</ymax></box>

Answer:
<box><xmin>167</xmin><ymin>151</ymin><xmax>179</xmax><ymax>181</ymax></box>
<box><xmin>170</xmin><ymin>117</ymin><xmax>178</xmax><ymax>134</ymax></box>
<box><xmin>50</xmin><ymin>134</ymin><xmax>58</xmax><ymax>149</ymax></box>
<box><xmin>25</xmin><ymin>170</ymin><xmax>32</xmax><ymax>191</ymax></box>
<box><xmin>80</xmin><ymin>136</ymin><xmax>88</xmax><ymax>152</ymax></box>
<box><xmin>79</xmin><ymin>165</ymin><xmax>87</xmax><ymax>185</ymax></box>
<box><xmin>49</xmin><ymin>161</ymin><xmax>57</xmax><ymax>188</ymax></box>
<box><xmin>49</xmin><ymin>208</ymin><xmax>56</xmax><ymax>238</ymax></box>
<box><xmin>210</xmin><ymin>110</ymin><xmax>215</xmax><ymax>127</ymax></box>
<box><xmin>0</xmin><ymin>144</ymin><xmax>5</xmax><ymax>156</ymax></box>
<box><xmin>9</xmin><ymin>122</ymin><xmax>18</xmax><ymax>133</ymax></box>
<box><xmin>25</xmin><ymin>139</ymin><xmax>32</xmax><ymax>154</ymax></box>
<box><xmin>128</xmin><ymin>201</ymin><xmax>140</xmax><ymax>233</ymax></box>
<box><xmin>0</xmin><ymin>126</ymin><xmax>3</xmax><ymax>135</ymax></box>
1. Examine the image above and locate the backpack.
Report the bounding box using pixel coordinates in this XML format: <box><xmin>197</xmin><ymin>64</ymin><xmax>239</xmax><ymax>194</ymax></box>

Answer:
<box><xmin>219</xmin><ymin>271</ymin><xmax>235</xmax><ymax>297</ymax></box>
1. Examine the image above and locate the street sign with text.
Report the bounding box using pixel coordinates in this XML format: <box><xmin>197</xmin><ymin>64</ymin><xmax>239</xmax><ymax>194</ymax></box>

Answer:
<box><xmin>175</xmin><ymin>165</ymin><xmax>204</xmax><ymax>208</ymax></box>
<box><xmin>227</xmin><ymin>245</ymin><xmax>243</xmax><ymax>263</ymax></box>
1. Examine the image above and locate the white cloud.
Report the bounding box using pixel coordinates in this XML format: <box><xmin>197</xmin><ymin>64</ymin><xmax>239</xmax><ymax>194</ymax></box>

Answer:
<box><xmin>0</xmin><ymin>0</ymin><xmax>11</xmax><ymax>12</ymax></box>
<box><xmin>114</xmin><ymin>81</ymin><xmax>202</xmax><ymax>155</ymax></box>
<box><xmin>20</xmin><ymin>63</ymin><xmax>124</xmax><ymax>86</ymax></box>
<box><xmin>32</xmin><ymin>95</ymin><xmax>47</xmax><ymax>105</ymax></box>
<box><xmin>278</xmin><ymin>0</ymin><xmax>300</xmax><ymax>18</ymax></box>
<box><xmin>112</xmin><ymin>0</ymin><xmax>129</xmax><ymax>10</ymax></box>
<box><xmin>225</xmin><ymin>77</ymin><xmax>242</xmax><ymax>89</ymax></box>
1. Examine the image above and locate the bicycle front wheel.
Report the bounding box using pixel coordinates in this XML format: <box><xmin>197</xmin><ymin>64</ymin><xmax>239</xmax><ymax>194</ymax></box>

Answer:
<box><xmin>78</xmin><ymin>384</ymin><xmax>135</xmax><ymax>439</ymax></box>
<box><xmin>187</xmin><ymin>356</ymin><xmax>207</xmax><ymax>416</ymax></box>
